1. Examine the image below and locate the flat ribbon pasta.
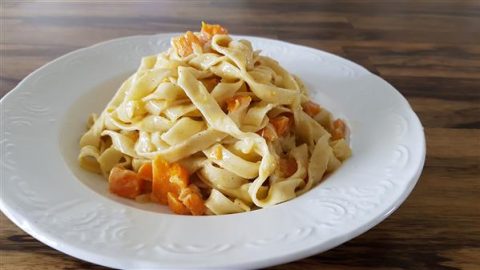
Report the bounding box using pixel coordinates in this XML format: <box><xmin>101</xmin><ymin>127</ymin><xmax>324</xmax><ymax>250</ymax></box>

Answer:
<box><xmin>78</xmin><ymin>24</ymin><xmax>351</xmax><ymax>215</ymax></box>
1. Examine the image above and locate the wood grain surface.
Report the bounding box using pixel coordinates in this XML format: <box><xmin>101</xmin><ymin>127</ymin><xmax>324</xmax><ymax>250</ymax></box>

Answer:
<box><xmin>1</xmin><ymin>1</ymin><xmax>479</xmax><ymax>269</ymax></box>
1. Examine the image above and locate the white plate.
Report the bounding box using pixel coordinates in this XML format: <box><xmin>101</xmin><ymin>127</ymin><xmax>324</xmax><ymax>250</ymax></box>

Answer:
<box><xmin>0</xmin><ymin>34</ymin><xmax>425</xmax><ymax>269</ymax></box>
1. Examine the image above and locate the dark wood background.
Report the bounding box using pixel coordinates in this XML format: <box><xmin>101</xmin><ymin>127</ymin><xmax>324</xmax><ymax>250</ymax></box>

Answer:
<box><xmin>1</xmin><ymin>0</ymin><xmax>479</xmax><ymax>269</ymax></box>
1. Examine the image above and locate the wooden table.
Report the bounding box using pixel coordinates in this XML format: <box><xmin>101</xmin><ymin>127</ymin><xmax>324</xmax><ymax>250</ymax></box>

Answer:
<box><xmin>1</xmin><ymin>1</ymin><xmax>479</xmax><ymax>269</ymax></box>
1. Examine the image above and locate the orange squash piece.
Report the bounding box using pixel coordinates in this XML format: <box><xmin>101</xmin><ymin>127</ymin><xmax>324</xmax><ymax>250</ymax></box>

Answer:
<box><xmin>200</xmin><ymin>21</ymin><xmax>228</xmax><ymax>42</ymax></box>
<box><xmin>167</xmin><ymin>163</ymin><xmax>190</xmax><ymax>197</ymax></box>
<box><xmin>152</xmin><ymin>157</ymin><xmax>170</xmax><ymax>205</ymax></box>
<box><xmin>179</xmin><ymin>185</ymin><xmax>206</xmax><ymax>216</ymax></box>
<box><xmin>302</xmin><ymin>101</ymin><xmax>321</xmax><ymax>117</ymax></box>
<box><xmin>108</xmin><ymin>167</ymin><xmax>142</xmax><ymax>199</ymax></box>
<box><xmin>167</xmin><ymin>192</ymin><xmax>190</xmax><ymax>215</ymax></box>
<box><xmin>172</xmin><ymin>31</ymin><xmax>202</xmax><ymax>57</ymax></box>
<box><xmin>137</xmin><ymin>163</ymin><xmax>153</xmax><ymax>181</ymax></box>
<box><xmin>145</xmin><ymin>156</ymin><xmax>206</xmax><ymax>215</ymax></box>
<box><xmin>140</xmin><ymin>180</ymin><xmax>152</xmax><ymax>194</ymax></box>
<box><xmin>270</xmin><ymin>116</ymin><xmax>290</xmax><ymax>137</ymax></box>
<box><xmin>137</xmin><ymin>163</ymin><xmax>154</xmax><ymax>194</ymax></box>
<box><xmin>332</xmin><ymin>119</ymin><xmax>347</xmax><ymax>140</ymax></box>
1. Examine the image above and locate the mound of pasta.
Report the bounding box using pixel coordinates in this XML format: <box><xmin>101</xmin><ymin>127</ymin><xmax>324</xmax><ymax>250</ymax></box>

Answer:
<box><xmin>79</xmin><ymin>22</ymin><xmax>351</xmax><ymax>215</ymax></box>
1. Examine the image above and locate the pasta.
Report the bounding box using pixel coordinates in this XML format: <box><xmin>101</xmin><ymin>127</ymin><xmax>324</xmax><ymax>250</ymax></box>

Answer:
<box><xmin>78</xmin><ymin>22</ymin><xmax>351</xmax><ymax>215</ymax></box>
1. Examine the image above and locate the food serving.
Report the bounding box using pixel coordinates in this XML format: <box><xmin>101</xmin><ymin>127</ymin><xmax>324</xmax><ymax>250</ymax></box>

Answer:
<box><xmin>78</xmin><ymin>22</ymin><xmax>351</xmax><ymax>215</ymax></box>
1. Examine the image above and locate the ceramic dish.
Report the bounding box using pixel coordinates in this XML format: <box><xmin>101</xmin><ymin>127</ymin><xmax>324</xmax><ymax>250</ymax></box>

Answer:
<box><xmin>0</xmin><ymin>34</ymin><xmax>425</xmax><ymax>269</ymax></box>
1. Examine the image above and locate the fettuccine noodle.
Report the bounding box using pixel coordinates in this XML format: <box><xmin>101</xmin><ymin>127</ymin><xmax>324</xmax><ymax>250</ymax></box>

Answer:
<box><xmin>79</xmin><ymin>22</ymin><xmax>351</xmax><ymax>215</ymax></box>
